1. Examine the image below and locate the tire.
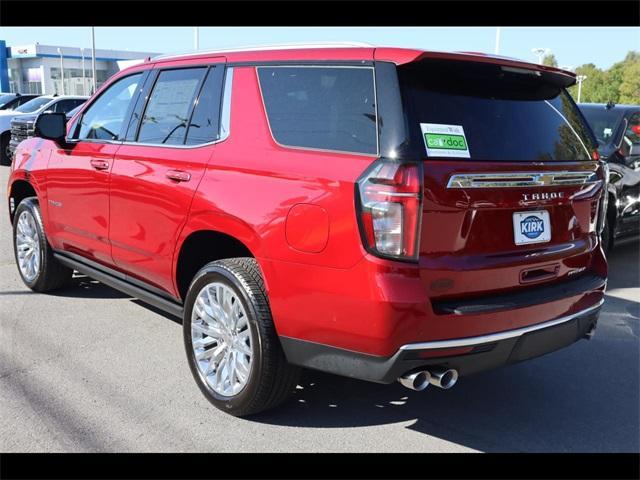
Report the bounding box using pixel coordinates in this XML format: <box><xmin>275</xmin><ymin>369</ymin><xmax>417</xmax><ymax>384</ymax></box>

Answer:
<box><xmin>1</xmin><ymin>132</ymin><xmax>10</xmax><ymax>166</ymax></box>
<box><xmin>183</xmin><ymin>257</ymin><xmax>300</xmax><ymax>417</ymax></box>
<box><xmin>13</xmin><ymin>197</ymin><xmax>73</xmax><ymax>292</ymax></box>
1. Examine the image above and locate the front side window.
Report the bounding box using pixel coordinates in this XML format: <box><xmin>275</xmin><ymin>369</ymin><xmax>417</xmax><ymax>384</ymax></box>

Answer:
<box><xmin>257</xmin><ymin>66</ymin><xmax>378</xmax><ymax>155</ymax></box>
<box><xmin>76</xmin><ymin>73</ymin><xmax>143</xmax><ymax>141</ymax></box>
<box><xmin>137</xmin><ymin>68</ymin><xmax>206</xmax><ymax>145</ymax></box>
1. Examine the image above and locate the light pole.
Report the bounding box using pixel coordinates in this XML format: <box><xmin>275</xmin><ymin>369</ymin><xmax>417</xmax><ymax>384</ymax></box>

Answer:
<box><xmin>576</xmin><ymin>75</ymin><xmax>587</xmax><ymax>103</ymax></box>
<box><xmin>57</xmin><ymin>48</ymin><xmax>64</xmax><ymax>95</ymax></box>
<box><xmin>91</xmin><ymin>27</ymin><xmax>97</xmax><ymax>94</ymax></box>
<box><xmin>531</xmin><ymin>47</ymin><xmax>548</xmax><ymax>64</ymax></box>
<box><xmin>194</xmin><ymin>27</ymin><xmax>200</xmax><ymax>50</ymax></box>
<box><xmin>81</xmin><ymin>48</ymin><xmax>86</xmax><ymax>95</ymax></box>
<box><xmin>494</xmin><ymin>27</ymin><xmax>501</xmax><ymax>55</ymax></box>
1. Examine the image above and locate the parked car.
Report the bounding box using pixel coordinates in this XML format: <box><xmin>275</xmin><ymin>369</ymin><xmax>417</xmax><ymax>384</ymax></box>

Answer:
<box><xmin>8</xmin><ymin>99</ymin><xmax>87</xmax><ymax>161</ymax></box>
<box><xmin>579</xmin><ymin>103</ymin><xmax>640</xmax><ymax>250</ymax></box>
<box><xmin>0</xmin><ymin>93</ymin><xmax>40</xmax><ymax>112</ymax></box>
<box><xmin>1</xmin><ymin>95</ymin><xmax>87</xmax><ymax>165</ymax></box>
<box><xmin>8</xmin><ymin>45</ymin><xmax>608</xmax><ymax>416</ymax></box>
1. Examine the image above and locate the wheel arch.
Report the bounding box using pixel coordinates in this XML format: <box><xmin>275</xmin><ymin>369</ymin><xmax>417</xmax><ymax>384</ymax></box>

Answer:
<box><xmin>173</xmin><ymin>212</ymin><xmax>265</xmax><ymax>301</ymax></box>
<box><xmin>8</xmin><ymin>178</ymin><xmax>39</xmax><ymax>224</ymax></box>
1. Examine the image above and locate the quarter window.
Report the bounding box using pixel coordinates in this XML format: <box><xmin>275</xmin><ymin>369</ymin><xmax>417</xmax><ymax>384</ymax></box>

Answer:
<box><xmin>257</xmin><ymin>66</ymin><xmax>378</xmax><ymax>155</ymax></box>
<box><xmin>75</xmin><ymin>73</ymin><xmax>142</xmax><ymax>141</ymax></box>
<box><xmin>137</xmin><ymin>68</ymin><xmax>206</xmax><ymax>145</ymax></box>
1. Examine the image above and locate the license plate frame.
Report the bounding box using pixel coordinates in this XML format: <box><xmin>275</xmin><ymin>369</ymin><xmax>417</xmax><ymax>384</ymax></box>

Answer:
<box><xmin>513</xmin><ymin>210</ymin><xmax>551</xmax><ymax>245</ymax></box>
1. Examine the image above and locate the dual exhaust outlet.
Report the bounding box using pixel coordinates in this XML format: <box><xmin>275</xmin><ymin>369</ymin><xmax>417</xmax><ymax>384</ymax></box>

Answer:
<box><xmin>398</xmin><ymin>368</ymin><xmax>458</xmax><ymax>391</ymax></box>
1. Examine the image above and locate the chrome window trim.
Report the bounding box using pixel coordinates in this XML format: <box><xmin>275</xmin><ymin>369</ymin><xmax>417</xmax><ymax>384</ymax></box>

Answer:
<box><xmin>256</xmin><ymin>65</ymin><xmax>380</xmax><ymax>158</ymax></box>
<box><xmin>399</xmin><ymin>299</ymin><xmax>604</xmax><ymax>351</ymax></box>
<box><xmin>446</xmin><ymin>171</ymin><xmax>599</xmax><ymax>189</ymax></box>
<box><xmin>66</xmin><ymin>67</ymin><xmax>234</xmax><ymax>150</ymax></box>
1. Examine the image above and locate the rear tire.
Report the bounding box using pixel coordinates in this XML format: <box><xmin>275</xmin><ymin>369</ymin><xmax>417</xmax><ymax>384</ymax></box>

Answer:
<box><xmin>13</xmin><ymin>197</ymin><xmax>73</xmax><ymax>292</ymax></box>
<box><xmin>183</xmin><ymin>257</ymin><xmax>300</xmax><ymax>417</ymax></box>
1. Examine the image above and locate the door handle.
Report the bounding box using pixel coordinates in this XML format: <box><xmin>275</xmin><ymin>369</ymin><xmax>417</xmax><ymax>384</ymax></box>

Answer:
<box><xmin>90</xmin><ymin>159</ymin><xmax>110</xmax><ymax>171</ymax></box>
<box><xmin>166</xmin><ymin>170</ymin><xmax>191</xmax><ymax>182</ymax></box>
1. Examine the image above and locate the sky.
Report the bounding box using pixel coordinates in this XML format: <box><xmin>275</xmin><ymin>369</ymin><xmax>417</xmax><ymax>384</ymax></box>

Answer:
<box><xmin>0</xmin><ymin>27</ymin><xmax>638</xmax><ymax>70</ymax></box>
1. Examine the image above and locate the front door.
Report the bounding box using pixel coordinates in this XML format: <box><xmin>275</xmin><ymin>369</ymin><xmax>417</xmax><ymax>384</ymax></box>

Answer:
<box><xmin>45</xmin><ymin>72</ymin><xmax>146</xmax><ymax>266</ymax></box>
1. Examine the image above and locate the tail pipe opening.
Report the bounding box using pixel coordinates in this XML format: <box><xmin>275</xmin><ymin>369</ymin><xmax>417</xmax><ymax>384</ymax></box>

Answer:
<box><xmin>398</xmin><ymin>368</ymin><xmax>459</xmax><ymax>391</ymax></box>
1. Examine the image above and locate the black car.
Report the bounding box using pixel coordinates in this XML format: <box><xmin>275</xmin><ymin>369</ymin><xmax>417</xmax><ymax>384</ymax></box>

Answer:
<box><xmin>7</xmin><ymin>98</ymin><xmax>86</xmax><ymax>161</ymax></box>
<box><xmin>0</xmin><ymin>93</ymin><xmax>40</xmax><ymax>111</ymax></box>
<box><xmin>579</xmin><ymin>102</ymin><xmax>640</xmax><ymax>251</ymax></box>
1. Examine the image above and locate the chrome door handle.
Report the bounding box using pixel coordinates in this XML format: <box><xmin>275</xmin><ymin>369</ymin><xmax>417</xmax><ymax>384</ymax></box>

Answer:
<box><xmin>166</xmin><ymin>170</ymin><xmax>191</xmax><ymax>182</ymax></box>
<box><xmin>90</xmin><ymin>159</ymin><xmax>110</xmax><ymax>171</ymax></box>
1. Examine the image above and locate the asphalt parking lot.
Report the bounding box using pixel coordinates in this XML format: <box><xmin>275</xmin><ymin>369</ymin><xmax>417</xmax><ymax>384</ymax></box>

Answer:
<box><xmin>0</xmin><ymin>164</ymin><xmax>638</xmax><ymax>453</ymax></box>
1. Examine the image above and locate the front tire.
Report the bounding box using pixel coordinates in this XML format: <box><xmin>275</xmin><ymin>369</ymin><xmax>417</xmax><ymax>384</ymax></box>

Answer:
<box><xmin>183</xmin><ymin>258</ymin><xmax>300</xmax><ymax>417</ymax></box>
<box><xmin>13</xmin><ymin>197</ymin><xmax>73</xmax><ymax>292</ymax></box>
<box><xmin>1</xmin><ymin>132</ymin><xmax>11</xmax><ymax>166</ymax></box>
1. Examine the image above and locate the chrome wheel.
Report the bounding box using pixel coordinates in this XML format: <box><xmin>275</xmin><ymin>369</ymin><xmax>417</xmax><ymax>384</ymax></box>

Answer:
<box><xmin>191</xmin><ymin>282</ymin><xmax>253</xmax><ymax>397</ymax></box>
<box><xmin>15</xmin><ymin>210</ymin><xmax>41</xmax><ymax>282</ymax></box>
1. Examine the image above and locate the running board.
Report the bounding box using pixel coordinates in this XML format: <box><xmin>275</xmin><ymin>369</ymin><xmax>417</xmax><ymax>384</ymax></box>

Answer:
<box><xmin>53</xmin><ymin>253</ymin><xmax>184</xmax><ymax>319</ymax></box>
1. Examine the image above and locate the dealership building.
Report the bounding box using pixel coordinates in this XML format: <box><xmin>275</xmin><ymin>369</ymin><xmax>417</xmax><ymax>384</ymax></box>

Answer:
<box><xmin>0</xmin><ymin>40</ymin><xmax>158</xmax><ymax>96</ymax></box>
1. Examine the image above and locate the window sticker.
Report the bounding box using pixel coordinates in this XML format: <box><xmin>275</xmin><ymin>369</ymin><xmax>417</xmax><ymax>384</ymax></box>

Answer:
<box><xmin>420</xmin><ymin>123</ymin><xmax>470</xmax><ymax>158</ymax></box>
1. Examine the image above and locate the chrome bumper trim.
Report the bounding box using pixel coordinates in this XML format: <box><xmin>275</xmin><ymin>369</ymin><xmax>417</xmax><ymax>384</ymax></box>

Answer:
<box><xmin>399</xmin><ymin>299</ymin><xmax>604</xmax><ymax>351</ymax></box>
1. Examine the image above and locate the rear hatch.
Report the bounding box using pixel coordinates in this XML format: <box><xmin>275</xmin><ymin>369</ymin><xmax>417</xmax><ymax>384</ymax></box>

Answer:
<box><xmin>397</xmin><ymin>57</ymin><xmax>607</xmax><ymax>303</ymax></box>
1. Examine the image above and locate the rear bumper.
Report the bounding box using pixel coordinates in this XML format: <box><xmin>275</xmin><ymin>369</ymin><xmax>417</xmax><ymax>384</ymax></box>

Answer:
<box><xmin>281</xmin><ymin>299</ymin><xmax>603</xmax><ymax>383</ymax></box>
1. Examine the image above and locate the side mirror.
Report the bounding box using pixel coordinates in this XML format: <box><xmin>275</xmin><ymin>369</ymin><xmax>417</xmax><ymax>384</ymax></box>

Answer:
<box><xmin>34</xmin><ymin>113</ymin><xmax>67</xmax><ymax>143</ymax></box>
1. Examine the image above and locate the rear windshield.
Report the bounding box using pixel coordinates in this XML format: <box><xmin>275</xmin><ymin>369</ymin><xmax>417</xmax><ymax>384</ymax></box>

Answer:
<box><xmin>578</xmin><ymin>106</ymin><xmax>626</xmax><ymax>145</ymax></box>
<box><xmin>399</xmin><ymin>60</ymin><xmax>595</xmax><ymax>162</ymax></box>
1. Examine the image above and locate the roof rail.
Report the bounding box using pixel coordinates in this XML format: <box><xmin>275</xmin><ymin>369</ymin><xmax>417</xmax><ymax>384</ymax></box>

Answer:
<box><xmin>152</xmin><ymin>41</ymin><xmax>375</xmax><ymax>61</ymax></box>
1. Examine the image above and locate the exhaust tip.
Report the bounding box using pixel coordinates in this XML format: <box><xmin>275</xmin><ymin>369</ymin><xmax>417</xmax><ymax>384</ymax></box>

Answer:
<box><xmin>428</xmin><ymin>368</ymin><xmax>459</xmax><ymax>389</ymax></box>
<box><xmin>398</xmin><ymin>370</ymin><xmax>431</xmax><ymax>391</ymax></box>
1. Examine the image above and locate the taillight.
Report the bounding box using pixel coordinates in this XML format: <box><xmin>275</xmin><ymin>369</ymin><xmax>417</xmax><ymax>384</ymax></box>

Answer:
<box><xmin>356</xmin><ymin>159</ymin><xmax>423</xmax><ymax>261</ymax></box>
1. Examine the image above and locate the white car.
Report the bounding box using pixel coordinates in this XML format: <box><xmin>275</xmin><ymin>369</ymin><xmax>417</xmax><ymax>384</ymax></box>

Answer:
<box><xmin>1</xmin><ymin>95</ymin><xmax>87</xmax><ymax>165</ymax></box>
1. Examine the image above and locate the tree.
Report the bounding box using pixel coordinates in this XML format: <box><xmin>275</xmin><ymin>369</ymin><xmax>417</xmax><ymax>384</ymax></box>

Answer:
<box><xmin>566</xmin><ymin>50</ymin><xmax>639</xmax><ymax>105</ymax></box>
<box><xmin>542</xmin><ymin>53</ymin><xmax>558</xmax><ymax>67</ymax></box>
<box><xmin>619</xmin><ymin>61</ymin><xmax>640</xmax><ymax>104</ymax></box>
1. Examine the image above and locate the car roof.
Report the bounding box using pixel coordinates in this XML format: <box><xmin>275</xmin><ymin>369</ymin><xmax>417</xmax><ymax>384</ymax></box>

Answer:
<box><xmin>118</xmin><ymin>44</ymin><xmax>574</xmax><ymax>82</ymax></box>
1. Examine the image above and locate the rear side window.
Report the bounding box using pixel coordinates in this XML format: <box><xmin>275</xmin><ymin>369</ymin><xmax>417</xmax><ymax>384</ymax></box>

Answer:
<box><xmin>257</xmin><ymin>66</ymin><xmax>377</xmax><ymax>155</ymax></box>
<box><xmin>52</xmin><ymin>99</ymin><xmax>85</xmax><ymax>113</ymax></box>
<box><xmin>138</xmin><ymin>68</ymin><xmax>206</xmax><ymax>145</ymax></box>
<box><xmin>185</xmin><ymin>67</ymin><xmax>225</xmax><ymax>145</ymax></box>
<box><xmin>399</xmin><ymin>61</ymin><xmax>595</xmax><ymax>162</ymax></box>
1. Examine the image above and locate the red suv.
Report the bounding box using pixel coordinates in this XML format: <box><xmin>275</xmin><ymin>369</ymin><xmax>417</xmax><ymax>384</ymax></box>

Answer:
<box><xmin>7</xmin><ymin>45</ymin><xmax>608</xmax><ymax>416</ymax></box>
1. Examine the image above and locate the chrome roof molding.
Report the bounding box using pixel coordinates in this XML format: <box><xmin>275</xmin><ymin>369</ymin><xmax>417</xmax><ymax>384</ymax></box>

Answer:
<box><xmin>447</xmin><ymin>171</ymin><xmax>599</xmax><ymax>189</ymax></box>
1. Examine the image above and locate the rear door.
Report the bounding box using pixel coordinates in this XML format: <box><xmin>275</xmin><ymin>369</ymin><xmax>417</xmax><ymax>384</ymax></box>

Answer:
<box><xmin>397</xmin><ymin>58</ymin><xmax>606</xmax><ymax>299</ymax></box>
<box><xmin>109</xmin><ymin>60</ymin><xmax>226</xmax><ymax>295</ymax></box>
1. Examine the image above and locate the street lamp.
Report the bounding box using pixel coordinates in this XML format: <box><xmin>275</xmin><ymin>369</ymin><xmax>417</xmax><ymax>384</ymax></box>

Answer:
<box><xmin>194</xmin><ymin>27</ymin><xmax>199</xmax><ymax>50</ymax></box>
<box><xmin>494</xmin><ymin>27</ymin><xmax>501</xmax><ymax>55</ymax></box>
<box><xmin>576</xmin><ymin>75</ymin><xmax>587</xmax><ymax>103</ymax></box>
<box><xmin>81</xmin><ymin>48</ymin><xmax>86</xmax><ymax>95</ymax></box>
<box><xmin>91</xmin><ymin>27</ymin><xmax>97</xmax><ymax>94</ymax></box>
<box><xmin>531</xmin><ymin>47</ymin><xmax>549</xmax><ymax>64</ymax></box>
<box><xmin>57</xmin><ymin>47</ymin><xmax>64</xmax><ymax>95</ymax></box>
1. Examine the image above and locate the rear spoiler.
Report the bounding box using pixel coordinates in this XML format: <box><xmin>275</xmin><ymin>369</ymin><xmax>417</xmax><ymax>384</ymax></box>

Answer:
<box><xmin>374</xmin><ymin>48</ymin><xmax>576</xmax><ymax>88</ymax></box>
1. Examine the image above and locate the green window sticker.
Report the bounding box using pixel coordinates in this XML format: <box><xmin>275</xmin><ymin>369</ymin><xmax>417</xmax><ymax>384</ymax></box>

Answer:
<box><xmin>420</xmin><ymin>123</ymin><xmax>470</xmax><ymax>158</ymax></box>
